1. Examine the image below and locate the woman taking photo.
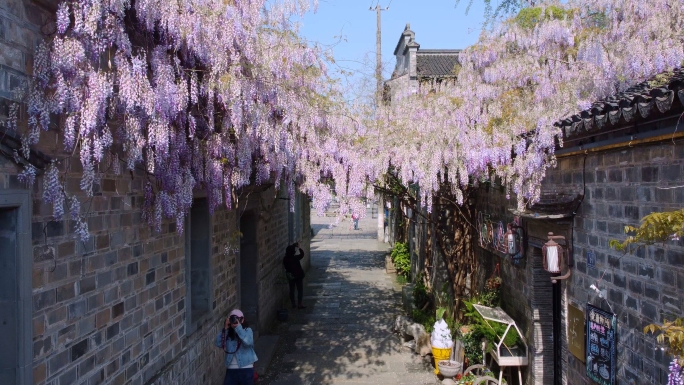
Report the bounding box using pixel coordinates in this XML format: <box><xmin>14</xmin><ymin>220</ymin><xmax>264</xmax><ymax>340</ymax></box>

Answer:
<box><xmin>283</xmin><ymin>242</ymin><xmax>306</xmax><ymax>309</ymax></box>
<box><xmin>215</xmin><ymin>309</ymin><xmax>258</xmax><ymax>385</ymax></box>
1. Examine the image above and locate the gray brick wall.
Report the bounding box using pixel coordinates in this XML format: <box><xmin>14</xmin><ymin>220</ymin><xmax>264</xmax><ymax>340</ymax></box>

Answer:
<box><xmin>0</xmin><ymin>2</ymin><xmax>310</xmax><ymax>384</ymax></box>
<box><xmin>475</xmin><ymin>137</ymin><xmax>684</xmax><ymax>385</ymax></box>
<box><xmin>255</xmin><ymin>189</ymin><xmax>311</xmax><ymax>334</ymax></box>
<box><xmin>549</xmin><ymin>142</ymin><xmax>684</xmax><ymax>385</ymax></box>
<box><xmin>25</xmin><ymin>174</ymin><xmax>241</xmax><ymax>385</ymax></box>
<box><xmin>475</xmin><ymin>185</ymin><xmax>556</xmax><ymax>385</ymax></box>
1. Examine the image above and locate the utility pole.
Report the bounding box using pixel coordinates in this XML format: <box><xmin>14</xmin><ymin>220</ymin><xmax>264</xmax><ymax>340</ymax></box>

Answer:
<box><xmin>369</xmin><ymin>3</ymin><xmax>388</xmax><ymax>110</ymax></box>
<box><xmin>369</xmin><ymin>3</ymin><xmax>388</xmax><ymax>242</ymax></box>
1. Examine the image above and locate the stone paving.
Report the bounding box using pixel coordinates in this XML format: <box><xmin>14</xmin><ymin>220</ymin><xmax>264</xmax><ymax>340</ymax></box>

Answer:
<box><xmin>309</xmin><ymin>205</ymin><xmax>380</xmax><ymax>240</ymax></box>
<box><xmin>259</xmin><ymin>210</ymin><xmax>440</xmax><ymax>385</ymax></box>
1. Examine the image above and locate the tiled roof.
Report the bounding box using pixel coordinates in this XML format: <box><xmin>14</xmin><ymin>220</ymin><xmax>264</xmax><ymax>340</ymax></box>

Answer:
<box><xmin>416</xmin><ymin>51</ymin><xmax>461</xmax><ymax>77</ymax></box>
<box><xmin>509</xmin><ymin>192</ymin><xmax>583</xmax><ymax>219</ymax></box>
<box><xmin>556</xmin><ymin>68</ymin><xmax>684</xmax><ymax>139</ymax></box>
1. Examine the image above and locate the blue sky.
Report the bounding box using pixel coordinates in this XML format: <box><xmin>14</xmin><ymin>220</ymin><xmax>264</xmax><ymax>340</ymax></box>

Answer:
<box><xmin>298</xmin><ymin>0</ymin><xmax>487</xmax><ymax>89</ymax></box>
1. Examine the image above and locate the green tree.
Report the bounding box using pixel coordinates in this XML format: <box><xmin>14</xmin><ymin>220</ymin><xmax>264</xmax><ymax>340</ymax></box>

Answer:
<box><xmin>609</xmin><ymin>208</ymin><xmax>684</xmax><ymax>253</ymax></box>
<box><xmin>644</xmin><ymin>318</ymin><xmax>684</xmax><ymax>358</ymax></box>
<box><xmin>456</xmin><ymin>0</ymin><xmax>534</xmax><ymax>27</ymax></box>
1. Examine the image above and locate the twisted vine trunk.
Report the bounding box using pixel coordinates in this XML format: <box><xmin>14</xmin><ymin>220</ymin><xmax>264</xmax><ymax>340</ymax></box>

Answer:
<box><xmin>434</xmin><ymin>185</ymin><xmax>476</xmax><ymax>319</ymax></box>
<box><xmin>376</xmin><ymin>174</ymin><xmax>476</xmax><ymax>319</ymax></box>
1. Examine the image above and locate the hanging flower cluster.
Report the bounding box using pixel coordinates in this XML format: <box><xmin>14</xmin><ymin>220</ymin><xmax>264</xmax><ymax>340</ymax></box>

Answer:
<box><xmin>354</xmin><ymin>0</ymin><xmax>684</xmax><ymax>211</ymax></box>
<box><xmin>671</xmin><ymin>358</ymin><xmax>684</xmax><ymax>385</ymax></box>
<box><xmin>18</xmin><ymin>0</ymin><xmax>368</xmax><ymax>239</ymax></box>
<box><xmin>16</xmin><ymin>0</ymin><xmax>684</xmax><ymax>239</ymax></box>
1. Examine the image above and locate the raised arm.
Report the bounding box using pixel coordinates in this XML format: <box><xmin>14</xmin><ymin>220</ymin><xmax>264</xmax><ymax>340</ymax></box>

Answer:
<box><xmin>234</xmin><ymin>324</ymin><xmax>254</xmax><ymax>347</ymax></box>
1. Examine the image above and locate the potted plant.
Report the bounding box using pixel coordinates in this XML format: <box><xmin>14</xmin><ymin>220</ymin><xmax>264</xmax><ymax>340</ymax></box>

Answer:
<box><xmin>455</xmin><ymin>372</ymin><xmax>477</xmax><ymax>385</ymax></box>
<box><xmin>438</xmin><ymin>359</ymin><xmax>462</xmax><ymax>380</ymax></box>
<box><xmin>485</xmin><ymin>276</ymin><xmax>501</xmax><ymax>291</ymax></box>
<box><xmin>462</xmin><ymin>299</ymin><xmax>528</xmax><ymax>367</ymax></box>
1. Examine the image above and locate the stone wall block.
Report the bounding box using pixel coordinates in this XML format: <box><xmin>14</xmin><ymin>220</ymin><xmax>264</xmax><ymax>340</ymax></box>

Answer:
<box><xmin>662</xmin><ymin>164</ymin><xmax>681</xmax><ymax>181</ymax></box>
<box><xmin>654</xmin><ymin>188</ymin><xmax>673</xmax><ymax>203</ymax></box>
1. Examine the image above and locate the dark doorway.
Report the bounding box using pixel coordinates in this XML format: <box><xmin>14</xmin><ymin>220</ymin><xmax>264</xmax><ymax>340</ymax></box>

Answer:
<box><xmin>185</xmin><ymin>198</ymin><xmax>212</xmax><ymax>333</ymax></box>
<box><xmin>0</xmin><ymin>191</ymin><xmax>32</xmax><ymax>385</ymax></box>
<box><xmin>0</xmin><ymin>207</ymin><xmax>19</xmax><ymax>384</ymax></box>
<box><xmin>239</xmin><ymin>211</ymin><xmax>259</xmax><ymax>338</ymax></box>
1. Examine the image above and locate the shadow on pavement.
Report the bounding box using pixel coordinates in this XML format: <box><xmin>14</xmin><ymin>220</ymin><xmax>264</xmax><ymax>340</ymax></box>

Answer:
<box><xmin>259</xmin><ymin>238</ymin><xmax>439</xmax><ymax>385</ymax></box>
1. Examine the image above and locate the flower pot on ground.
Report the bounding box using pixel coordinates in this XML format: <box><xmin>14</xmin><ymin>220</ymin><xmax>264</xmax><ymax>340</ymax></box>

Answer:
<box><xmin>438</xmin><ymin>360</ymin><xmax>463</xmax><ymax>378</ymax></box>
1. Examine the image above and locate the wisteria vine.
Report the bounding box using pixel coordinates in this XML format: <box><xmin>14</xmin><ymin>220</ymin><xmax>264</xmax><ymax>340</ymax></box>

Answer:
<box><xmin>362</xmin><ymin>0</ymin><xmax>684</xmax><ymax>211</ymax></box>
<box><xmin>9</xmin><ymin>0</ymin><xmax>684</xmax><ymax>244</ymax></box>
<box><xmin>12</xmin><ymin>0</ymin><xmax>368</xmax><ymax>239</ymax></box>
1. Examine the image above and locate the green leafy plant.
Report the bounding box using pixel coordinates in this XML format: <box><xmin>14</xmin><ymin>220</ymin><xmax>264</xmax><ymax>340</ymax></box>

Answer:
<box><xmin>644</xmin><ymin>317</ymin><xmax>684</xmax><ymax>357</ymax></box>
<box><xmin>609</xmin><ymin>208</ymin><xmax>684</xmax><ymax>252</ymax></box>
<box><xmin>455</xmin><ymin>372</ymin><xmax>477</xmax><ymax>385</ymax></box>
<box><xmin>390</xmin><ymin>242</ymin><xmax>411</xmax><ymax>277</ymax></box>
<box><xmin>413</xmin><ymin>274</ymin><xmax>431</xmax><ymax>310</ymax></box>
<box><xmin>461</xmin><ymin>331</ymin><xmax>484</xmax><ymax>367</ymax></box>
<box><xmin>436</xmin><ymin>307</ymin><xmax>447</xmax><ymax>321</ymax></box>
<box><xmin>412</xmin><ymin>308</ymin><xmax>436</xmax><ymax>333</ymax></box>
<box><xmin>467</xmin><ymin>281</ymin><xmax>501</xmax><ymax>309</ymax></box>
<box><xmin>514</xmin><ymin>5</ymin><xmax>570</xmax><ymax>29</ymax></box>
<box><xmin>447</xmin><ymin>317</ymin><xmax>462</xmax><ymax>338</ymax></box>
<box><xmin>463</xmin><ymin>299</ymin><xmax>521</xmax><ymax>348</ymax></box>
<box><xmin>479</xmin><ymin>286</ymin><xmax>501</xmax><ymax>308</ymax></box>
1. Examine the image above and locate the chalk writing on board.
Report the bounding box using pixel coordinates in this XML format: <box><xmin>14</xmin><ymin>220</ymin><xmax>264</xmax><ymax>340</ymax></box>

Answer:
<box><xmin>586</xmin><ymin>304</ymin><xmax>616</xmax><ymax>385</ymax></box>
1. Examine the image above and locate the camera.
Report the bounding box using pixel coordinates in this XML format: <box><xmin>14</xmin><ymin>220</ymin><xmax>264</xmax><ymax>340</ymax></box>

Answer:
<box><xmin>229</xmin><ymin>314</ymin><xmax>240</xmax><ymax>324</ymax></box>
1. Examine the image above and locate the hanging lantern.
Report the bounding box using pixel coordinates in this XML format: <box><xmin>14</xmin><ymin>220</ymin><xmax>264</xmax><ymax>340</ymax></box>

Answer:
<box><xmin>542</xmin><ymin>232</ymin><xmax>572</xmax><ymax>283</ymax></box>
<box><xmin>505</xmin><ymin>223</ymin><xmax>519</xmax><ymax>255</ymax></box>
<box><xmin>504</xmin><ymin>222</ymin><xmax>524</xmax><ymax>264</ymax></box>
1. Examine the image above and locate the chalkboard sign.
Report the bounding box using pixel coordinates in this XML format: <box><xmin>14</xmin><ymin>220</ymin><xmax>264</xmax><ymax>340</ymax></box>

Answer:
<box><xmin>586</xmin><ymin>304</ymin><xmax>616</xmax><ymax>385</ymax></box>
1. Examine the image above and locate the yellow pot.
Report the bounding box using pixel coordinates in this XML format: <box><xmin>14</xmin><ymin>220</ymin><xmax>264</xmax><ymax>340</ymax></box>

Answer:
<box><xmin>431</xmin><ymin>346</ymin><xmax>452</xmax><ymax>374</ymax></box>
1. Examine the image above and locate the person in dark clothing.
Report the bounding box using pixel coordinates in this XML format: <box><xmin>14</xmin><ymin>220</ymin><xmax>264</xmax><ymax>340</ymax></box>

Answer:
<box><xmin>283</xmin><ymin>242</ymin><xmax>306</xmax><ymax>309</ymax></box>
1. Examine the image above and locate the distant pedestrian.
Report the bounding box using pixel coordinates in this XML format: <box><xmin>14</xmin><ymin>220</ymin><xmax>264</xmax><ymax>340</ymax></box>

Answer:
<box><xmin>215</xmin><ymin>309</ymin><xmax>258</xmax><ymax>385</ymax></box>
<box><xmin>283</xmin><ymin>242</ymin><xmax>306</xmax><ymax>309</ymax></box>
<box><xmin>352</xmin><ymin>213</ymin><xmax>359</xmax><ymax>230</ymax></box>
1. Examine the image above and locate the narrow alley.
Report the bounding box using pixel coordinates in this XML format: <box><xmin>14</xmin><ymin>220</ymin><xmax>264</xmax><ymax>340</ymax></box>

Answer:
<box><xmin>260</xmin><ymin>210</ymin><xmax>440</xmax><ymax>385</ymax></box>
